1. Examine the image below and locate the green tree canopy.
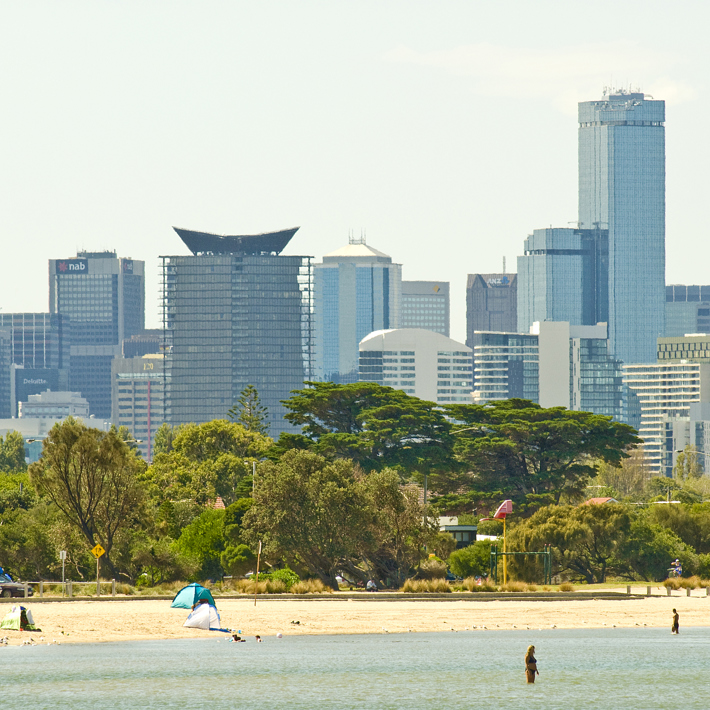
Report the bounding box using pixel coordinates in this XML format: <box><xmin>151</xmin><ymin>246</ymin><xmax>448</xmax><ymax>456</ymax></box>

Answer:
<box><xmin>228</xmin><ymin>385</ymin><xmax>269</xmax><ymax>435</ymax></box>
<box><xmin>447</xmin><ymin>400</ymin><xmax>641</xmax><ymax>505</ymax></box>
<box><xmin>143</xmin><ymin>420</ymin><xmax>271</xmax><ymax>507</ymax></box>
<box><xmin>448</xmin><ymin>539</ymin><xmax>493</xmax><ymax>579</ymax></box>
<box><xmin>278</xmin><ymin>382</ymin><xmax>455</xmax><ymax>477</ymax></box>
<box><xmin>28</xmin><ymin>418</ymin><xmax>145</xmax><ymax>577</ymax></box>
<box><xmin>0</xmin><ymin>431</ymin><xmax>27</xmax><ymax>472</ymax></box>
<box><xmin>507</xmin><ymin>503</ymin><xmax>632</xmax><ymax>583</ymax></box>
<box><xmin>242</xmin><ymin>450</ymin><xmax>372</xmax><ymax>589</ymax></box>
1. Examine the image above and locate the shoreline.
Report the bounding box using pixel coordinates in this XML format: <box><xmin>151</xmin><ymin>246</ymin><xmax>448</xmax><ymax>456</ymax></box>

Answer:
<box><xmin>1</xmin><ymin>593</ymin><xmax>707</xmax><ymax>646</ymax></box>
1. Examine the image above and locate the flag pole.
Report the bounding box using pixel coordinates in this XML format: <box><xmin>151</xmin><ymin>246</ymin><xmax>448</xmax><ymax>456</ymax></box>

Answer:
<box><xmin>254</xmin><ymin>541</ymin><xmax>262</xmax><ymax>607</ymax></box>
<box><xmin>503</xmin><ymin>516</ymin><xmax>507</xmax><ymax>586</ymax></box>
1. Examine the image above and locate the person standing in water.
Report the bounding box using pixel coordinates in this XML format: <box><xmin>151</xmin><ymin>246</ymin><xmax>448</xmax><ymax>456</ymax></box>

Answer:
<box><xmin>672</xmin><ymin>609</ymin><xmax>679</xmax><ymax>634</ymax></box>
<box><xmin>525</xmin><ymin>645</ymin><xmax>539</xmax><ymax>683</ymax></box>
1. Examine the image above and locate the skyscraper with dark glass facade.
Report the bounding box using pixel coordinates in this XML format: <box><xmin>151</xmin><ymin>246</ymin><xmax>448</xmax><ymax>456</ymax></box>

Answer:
<box><xmin>49</xmin><ymin>251</ymin><xmax>145</xmax><ymax>418</ymax></box>
<box><xmin>162</xmin><ymin>227</ymin><xmax>313</xmax><ymax>436</ymax></box>
<box><xmin>578</xmin><ymin>91</ymin><xmax>665</xmax><ymax>364</ymax></box>
<box><xmin>466</xmin><ymin>273</ymin><xmax>517</xmax><ymax>347</ymax></box>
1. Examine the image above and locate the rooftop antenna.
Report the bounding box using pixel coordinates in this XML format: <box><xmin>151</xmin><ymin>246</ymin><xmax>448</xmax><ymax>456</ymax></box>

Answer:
<box><xmin>502</xmin><ymin>256</ymin><xmax>506</xmax><ymax>274</ymax></box>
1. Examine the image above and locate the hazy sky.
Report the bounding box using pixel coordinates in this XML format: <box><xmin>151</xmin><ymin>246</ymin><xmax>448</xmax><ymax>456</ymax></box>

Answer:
<box><xmin>1</xmin><ymin>1</ymin><xmax>708</xmax><ymax>340</ymax></box>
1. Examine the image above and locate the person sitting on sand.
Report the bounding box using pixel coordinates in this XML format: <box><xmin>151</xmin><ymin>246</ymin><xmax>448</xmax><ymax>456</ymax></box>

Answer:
<box><xmin>672</xmin><ymin>609</ymin><xmax>679</xmax><ymax>634</ymax></box>
<box><xmin>525</xmin><ymin>645</ymin><xmax>539</xmax><ymax>684</ymax></box>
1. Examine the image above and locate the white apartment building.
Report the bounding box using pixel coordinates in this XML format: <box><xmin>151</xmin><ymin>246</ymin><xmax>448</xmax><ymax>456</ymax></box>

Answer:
<box><xmin>359</xmin><ymin>329</ymin><xmax>472</xmax><ymax>404</ymax></box>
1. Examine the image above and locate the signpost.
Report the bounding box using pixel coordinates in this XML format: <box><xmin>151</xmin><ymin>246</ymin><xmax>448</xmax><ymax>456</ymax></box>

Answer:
<box><xmin>59</xmin><ymin>550</ymin><xmax>66</xmax><ymax>596</ymax></box>
<box><xmin>91</xmin><ymin>544</ymin><xmax>105</xmax><ymax>597</ymax></box>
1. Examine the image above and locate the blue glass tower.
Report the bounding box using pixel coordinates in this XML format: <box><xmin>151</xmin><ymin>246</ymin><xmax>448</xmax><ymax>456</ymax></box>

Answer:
<box><xmin>578</xmin><ymin>91</ymin><xmax>665</xmax><ymax>364</ymax></box>
<box><xmin>517</xmin><ymin>227</ymin><xmax>608</xmax><ymax>334</ymax></box>
<box><xmin>314</xmin><ymin>238</ymin><xmax>401</xmax><ymax>383</ymax></box>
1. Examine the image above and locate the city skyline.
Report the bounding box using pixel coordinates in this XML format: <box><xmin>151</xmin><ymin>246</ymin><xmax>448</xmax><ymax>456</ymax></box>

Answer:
<box><xmin>1</xmin><ymin>2</ymin><xmax>708</xmax><ymax>345</ymax></box>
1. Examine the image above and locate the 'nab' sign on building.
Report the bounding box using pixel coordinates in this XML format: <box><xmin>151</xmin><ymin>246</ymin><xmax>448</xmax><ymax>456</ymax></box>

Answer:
<box><xmin>55</xmin><ymin>259</ymin><xmax>89</xmax><ymax>274</ymax></box>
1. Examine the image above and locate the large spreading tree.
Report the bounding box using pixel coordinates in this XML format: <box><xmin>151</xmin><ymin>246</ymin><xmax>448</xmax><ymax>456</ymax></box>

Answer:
<box><xmin>28</xmin><ymin>418</ymin><xmax>145</xmax><ymax>578</ymax></box>
<box><xmin>446</xmin><ymin>399</ymin><xmax>641</xmax><ymax>507</ymax></box>
<box><xmin>276</xmin><ymin>381</ymin><xmax>456</xmax><ymax>482</ymax></box>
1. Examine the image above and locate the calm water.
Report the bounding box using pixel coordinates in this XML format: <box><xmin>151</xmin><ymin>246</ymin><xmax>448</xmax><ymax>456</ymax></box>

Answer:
<box><xmin>1</xmin><ymin>628</ymin><xmax>708</xmax><ymax>709</ymax></box>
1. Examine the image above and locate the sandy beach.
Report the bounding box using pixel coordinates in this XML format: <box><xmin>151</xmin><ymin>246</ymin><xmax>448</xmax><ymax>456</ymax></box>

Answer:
<box><xmin>1</xmin><ymin>588</ymin><xmax>708</xmax><ymax>645</ymax></box>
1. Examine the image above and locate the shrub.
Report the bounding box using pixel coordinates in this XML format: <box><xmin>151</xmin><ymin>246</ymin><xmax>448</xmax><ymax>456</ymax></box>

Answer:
<box><xmin>261</xmin><ymin>567</ymin><xmax>300</xmax><ymax>590</ymax></box>
<box><xmin>663</xmin><ymin>578</ymin><xmax>681</xmax><ymax>590</ymax></box>
<box><xmin>236</xmin><ymin>579</ymin><xmax>287</xmax><ymax>594</ymax></box>
<box><xmin>462</xmin><ymin>577</ymin><xmax>496</xmax><ymax>592</ymax></box>
<box><xmin>526</xmin><ymin>584</ymin><xmax>538</xmax><ymax>592</ymax></box>
<box><xmin>679</xmin><ymin>575</ymin><xmax>702</xmax><ymax>589</ymax></box>
<box><xmin>402</xmin><ymin>579</ymin><xmax>452</xmax><ymax>593</ymax></box>
<box><xmin>417</xmin><ymin>558</ymin><xmax>447</xmax><ymax>580</ymax></box>
<box><xmin>501</xmin><ymin>581</ymin><xmax>527</xmax><ymax>592</ymax></box>
<box><xmin>448</xmin><ymin>540</ymin><xmax>492</xmax><ymax>579</ymax></box>
<box><xmin>559</xmin><ymin>582</ymin><xmax>575</xmax><ymax>592</ymax></box>
<box><xmin>290</xmin><ymin>579</ymin><xmax>332</xmax><ymax>594</ymax></box>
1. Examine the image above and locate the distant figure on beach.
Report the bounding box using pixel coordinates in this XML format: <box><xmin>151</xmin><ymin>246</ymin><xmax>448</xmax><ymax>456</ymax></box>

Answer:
<box><xmin>672</xmin><ymin>609</ymin><xmax>679</xmax><ymax>634</ymax></box>
<box><xmin>525</xmin><ymin>645</ymin><xmax>539</xmax><ymax>683</ymax></box>
<box><xmin>255</xmin><ymin>635</ymin><xmax>262</xmax><ymax>642</ymax></box>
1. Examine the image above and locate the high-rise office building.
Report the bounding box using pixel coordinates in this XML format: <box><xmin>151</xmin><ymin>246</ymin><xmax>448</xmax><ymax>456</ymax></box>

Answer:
<box><xmin>314</xmin><ymin>237</ymin><xmax>401</xmax><ymax>383</ymax></box>
<box><xmin>401</xmin><ymin>281</ymin><xmax>450</xmax><ymax>336</ymax></box>
<box><xmin>578</xmin><ymin>90</ymin><xmax>665</xmax><ymax>364</ymax></box>
<box><xmin>658</xmin><ymin>333</ymin><xmax>710</xmax><ymax>363</ymax></box>
<box><xmin>472</xmin><ymin>322</ymin><xmax>623</xmax><ymax>419</ymax></box>
<box><xmin>665</xmin><ymin>285</ymin><xmax>710</xmax><ymax>337</ymax></box>
<box><xmin>466</xmin><ymin>274</ymin><xmax>517</xmax><ymax>348</ymax></box>
<box><xmin>49</xmin><ymin>251</ymin><xmax>145</xmax><ymax>418</ymax></box>
<box><xmin>0</xmin><ymin>331</ymin><xmax>11</xmax><ymax>419</ymax></box>
<box><xmin>19</xmin><ymin>390</ymin><xmax>90</xmax><ymax>419</ymax></box>
<box><xmin>624</xmin><ymin>362</ymin><xmax>710</xmax><ymax>474</ymax></box>
<box><xmin>122</xmin><ymin>329</ymin><xmax>163</xmax><ymax>359</ymax></box>
<box><xmin>359</xmin><ymin>328</ymin><xmax>472</xmax><ymax>404</ymax></box>
<box><xmin>112</xmin><ymin>353</ymin><xmax>166</xmax><ymax>461</ymax></box>
<box><xmin>659</xmin><ymin>404</ymin><xmax>710</xmax><ymax>478</ymax></box>
<box><xmin>517</xmin><ymin>228</ymin><xmax>608</xmax><ymax>333</ymax></box>
<box><xmin>162</xmin><ymin>227</ymin><xmax>313</xmax><ymax>436</ymax></box>
<box><xmin>471</xmin><ymin>330</ymin><xmax>539</xmax><ymax>404</ymax></box>
<box><xmin>0</xmin><ymin>312</ymin><xmax>71</xmax><ymax>415</ymax></box>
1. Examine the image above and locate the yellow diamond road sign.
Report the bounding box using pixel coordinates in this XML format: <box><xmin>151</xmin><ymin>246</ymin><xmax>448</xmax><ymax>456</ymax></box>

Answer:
<box><xmin>91</xmin><ymin>544</ymin><xmax>105</xmax><ymax>558</ymax></box>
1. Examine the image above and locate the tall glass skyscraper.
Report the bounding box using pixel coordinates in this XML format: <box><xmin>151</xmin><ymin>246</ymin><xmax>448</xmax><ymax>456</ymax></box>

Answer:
<box><xmin>162</xmin><ymin>227</ymin><xmax>313</xmax><ymax>436</ymax></box>
<box><xmin>314</xmin><ymin>238</ymin><xmax>401</xmax><ymax>383</ymax></box>
<box><xmin>517</xmin><ymin>227</ymin><xmax>608</xmax><ymax>333</ymax></box>
<box><xmin>49</xmin><ymin>252</ymin><xmax>145</xmax><ymax>418</ymax></box>
<box><xmin>578</xmin><ymin>91</ymin><xmax>665</xmax><ymax>364</ymax></box>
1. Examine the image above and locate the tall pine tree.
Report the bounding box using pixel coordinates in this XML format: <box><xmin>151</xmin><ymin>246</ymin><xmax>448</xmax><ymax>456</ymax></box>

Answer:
<box><xmin>228</xmin><ymin>385</ymin><xmax>269</xmax><ymax>435</ymax></box>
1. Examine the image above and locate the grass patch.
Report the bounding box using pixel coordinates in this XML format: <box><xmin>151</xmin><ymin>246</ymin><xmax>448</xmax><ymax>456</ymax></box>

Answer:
<box><xmin>461</xmin><ymin>577</ymin><xmax>497</xmax><ymax>592</ymax></box>
<box><xmin>236</xmin><ymin>579</ymin><xmax>288</xmax><ymax>594</ymax></box>
<box><xmin>290</xmin><ymin>579</ymin><xmax>332</xmax><ymax>594</ymax></box>
<box><xmin>401</xmin><ymin>579</ymin><xmax>452</xmax><ymax>593</ymax></box>
<box><xmin>500</xmin><ymin>581</ymin><xmax>527</xmax><ymax>592</ymax></box>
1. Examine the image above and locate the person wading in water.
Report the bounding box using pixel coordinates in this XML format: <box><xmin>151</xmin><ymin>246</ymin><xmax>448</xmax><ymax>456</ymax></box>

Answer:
<box><xmin>525</xmin><ymin>645</ymin><xmax>539</xmax><ymax>683</ymax></box>
<box><xmin>672</xmin><ymin>609</ymin><xmax>680</xmax><ymax>634</ymax></box>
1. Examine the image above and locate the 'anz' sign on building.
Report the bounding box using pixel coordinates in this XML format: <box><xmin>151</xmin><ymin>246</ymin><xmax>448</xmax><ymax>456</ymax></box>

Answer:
<box><xmin>55</xmin><ymin>259</ymin><xmax>89</xmax><ymax>274</ymax></box>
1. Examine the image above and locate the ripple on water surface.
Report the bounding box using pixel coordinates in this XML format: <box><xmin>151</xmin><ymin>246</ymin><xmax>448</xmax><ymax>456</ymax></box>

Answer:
<box><xmin>0</xmin><ymin>628</ymin><xmax>707</xmax><ymax>710</ymax></box>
